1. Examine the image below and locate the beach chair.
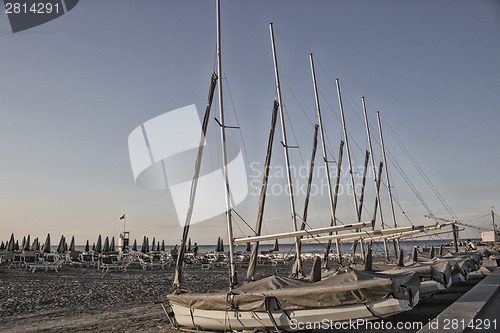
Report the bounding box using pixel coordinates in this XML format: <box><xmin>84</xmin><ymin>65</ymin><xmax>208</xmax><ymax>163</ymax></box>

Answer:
<box><xmin>80</xmin><ymin>253</ymin><xmax>95</xmax><ymax>267</ymax></box>
<box><xmin>22</xmin><ymin>251</ymin><xmax>37</xmax><ymax>268</ymax></box>
<box><xmin>100</xmin><ymin>255</ymin><xmax>132</xmax><ymax>272</ymax></box>
<box><xmin>26</xmin><ymin>258</ymin><xmax>65</xmax><ymax>273</ymax></box>
<box><xmin>67</xmin><ymin>251</ymin><xmax>84</xmax><ymax>267</ymax></box>
<box><xmin>0</xmin><ymin>252</ymin><xmax>14</xmax><ymax>269</ymax></box>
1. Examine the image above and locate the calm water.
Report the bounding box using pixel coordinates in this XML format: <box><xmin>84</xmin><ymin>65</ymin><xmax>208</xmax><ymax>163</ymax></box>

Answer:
<box><xmin>67</xmin><ymin>239</ymin><xmax>477</xmax><ymax>255</ymax></box>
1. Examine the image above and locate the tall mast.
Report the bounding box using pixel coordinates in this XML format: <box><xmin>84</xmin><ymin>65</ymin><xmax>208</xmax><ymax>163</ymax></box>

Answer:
<box><xmin>362</xmin><ymin>97</ymin><xmax>389</xmax><ymax>259</ymax></box>
<box><xmin>216</xmin><ymin>0</ymin><xmax>237</xmax><ymax>288</ymax></box>
<box><xmin>336</xmin><ymin>79</ymin><xmax>365</xmax><ymax>259</ymax></box>
<box><xmin>310</xmin><ymin>54</ymin><xmax>342</xmax><ymax>264</ymax></box>
<box><xmin>246</xmin><ymin>100</ymin><xmax>279</xmax><ymax>281</ymax></box>
<box><xmin>376</xmin><ymin>111</ymin><xmax>400</xmax><ymax>256</ymax></box>
<box><xmin>269</xmin><ymin>23</ymin><xmax>302</xmax><ymax>277</ymax></box>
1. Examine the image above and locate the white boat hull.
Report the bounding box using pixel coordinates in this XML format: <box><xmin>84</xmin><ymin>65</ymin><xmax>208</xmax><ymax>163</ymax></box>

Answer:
<box><xmin>170</xmin><ymin>292</ymin><xmax>419</xmax><ymax>331</ymax></box>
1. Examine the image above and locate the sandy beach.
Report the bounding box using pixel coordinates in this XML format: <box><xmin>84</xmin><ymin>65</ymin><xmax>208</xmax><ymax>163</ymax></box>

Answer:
<box><xmin>0</xmin><ymin>256</ymin><xmax>493</xmax><ymax>333</ymax></box>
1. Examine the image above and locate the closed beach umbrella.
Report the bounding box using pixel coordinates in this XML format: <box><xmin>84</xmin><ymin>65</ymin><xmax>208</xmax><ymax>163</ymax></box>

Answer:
<box><xmin>69</xmin><ymin>236</ymin><xmax>75</xmax><ymax>252</ymax></box>
<box><xmin>56</xmin><ymin>235</ymin><xmax>66</xmax><ymax>254</ymax></box>
<box><xmin>161</xmin><ymin>240</ymin><xmax>165</xmax><ymax>252</ymax></box>
<box><xmin>32</xmin><ymin>237</ymin><xmax>40</xmax><ymax>251</ymax></box>
<box><xmin>7</xmin><ymin>233</ymin><xmax>15</xmax><ymax>252</ymax></box>
<box><xmin>272</xmin><ymin>239</ymin><xmax>279</xmax><ymax>252</ymax></box>
<box><xmin>220</xmin><ymin>238</ymin><xmax>223</xmax><ymax>252</ymax></box>
<box><xmin>103</xmin><ymin>236</ymin><xmax>110</xmax><ymax>252</ymax></box>
<box><xmin>96</xmin><ymin>235</ymin><xmax>102</xmax><ymax>253</ymax></box>
<box><xmin>146</xmin><ymin>237</ymin><xmax>150</xmax><ymax>253</ymax></box>
<box><xmin>151</xmin><ymin>238</ymin><xmax>156</xmax><ymax>252</ymax></box>
<box><xmin>14</xmin><ymin>240</ymin><xmax>19</xmax><ymax>251</ymax></box>
<box><xmin>216</xmin><ymin>237</ymin><xmax>221</xmax><ymax>252</ymax></box>
<box><xmin>187</xmin><ymin>238</ymin><xmax>192</xmax><ymax>252</ymax></box>
<box><xmin>156</xmin><ymin>242</ymin><xmax>160</xmax><ymax>252</ymax></box>
<box><xmin>43</xmin><ymin>233</ymin><xmax>51</xmax><ymax>253</ymax></box>
<box><xmin>24</xmin><ymin>235</ymin><xmax>31</xmax><ymax>251</ymax></box>
<box><xmin>141</xmin><ymin>236</ymin><xmax>147</xmax><ymax>253</ymax></box>
<box><xmin>92</xmin><ymin>243</ymin><xmax>96</xmax><ymax>251</ymax></box>
<box><xmin>0</xmin><ymin>242</ymin><xmax>4</xmax><ymax>250</ymax></box>
<box><xmin>132</xmin><ymin>239</ymin><xmax>137</xmax><ymax>252</ymax></box>
<box><xmin>21</xmin><ymin>236</ymin><xmax>26</xmax><ymax>251</ymax></box>
<box><xmin>245</xmin><ymin>242</ymin><xmax>251</xmax><ymax>252</ymax></box>
<box><xmin>110</xmin><ymin>237</ymin><xmax>115</xmax><ymax>252</ymax></box>
<box><xmin>85</xmin><ymin>240</ymin><xmax>90</xmax><ymax>252</ymax></box>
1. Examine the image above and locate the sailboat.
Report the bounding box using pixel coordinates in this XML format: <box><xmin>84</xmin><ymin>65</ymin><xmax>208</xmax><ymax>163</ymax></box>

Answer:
<box><xmin>165</xmin><ymin>1</ymin><xmax>421</xmax><ymax>331</ymax></box>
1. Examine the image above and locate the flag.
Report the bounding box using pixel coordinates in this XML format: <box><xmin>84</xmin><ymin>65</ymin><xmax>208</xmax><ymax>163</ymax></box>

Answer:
<box><xmin>119</xmin><ymin>214</ymin><xmax>125</xmax><ymax>220</ymax></box>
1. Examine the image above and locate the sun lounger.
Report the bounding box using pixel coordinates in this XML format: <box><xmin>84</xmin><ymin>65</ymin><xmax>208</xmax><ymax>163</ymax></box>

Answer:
<box><xmin>0</xmin><ymin>252</ymin><xmax>14</xmax><ymax>269</ymax></box>
<box><xmin>138</xmin><ymin>254</ymin><xmax>169</xmax><ymax>270</ymax></box>
<box><xmin>99</xmin><ymin>256</ymin><xmax>132</xmax><ymax>272</ymax></box>
<box><xmin>26</xmin><ymin>258</ymin><xmax>65</xmax><ymax>273</ymax></box>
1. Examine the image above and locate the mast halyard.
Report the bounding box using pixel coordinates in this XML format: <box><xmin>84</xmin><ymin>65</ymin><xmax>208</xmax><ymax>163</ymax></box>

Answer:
<box><xmin>309</xmin><ymin>54</ymin><xmax>342</xmax><ymax>266</ymax></box>
<box><xmin>216</xmin><ymin>0</ymin><xmax>237</xmax><ymax>289</ymax></box>
<box><xmin>269</xmin><ymin>22</ymin><xmax>303</xmax><ymax>278</ymax></box>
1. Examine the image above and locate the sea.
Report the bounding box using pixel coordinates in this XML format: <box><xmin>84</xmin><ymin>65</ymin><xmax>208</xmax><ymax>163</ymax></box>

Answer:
<box><xmin>67</xmin><ymin>238</ymin><xmax>482</xmax><ymax>255</ymax></box>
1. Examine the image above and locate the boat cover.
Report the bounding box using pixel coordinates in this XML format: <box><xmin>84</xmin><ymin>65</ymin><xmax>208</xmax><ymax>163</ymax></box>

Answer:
<box><xmin>168</xmin><ymin>270</ymin><xmax>420</xmax><ymax>312</ymax></box>
<box><xmin>377</xmin><ymin>261</ymin><xmax>452</xmax><ymax>287</ymax></box>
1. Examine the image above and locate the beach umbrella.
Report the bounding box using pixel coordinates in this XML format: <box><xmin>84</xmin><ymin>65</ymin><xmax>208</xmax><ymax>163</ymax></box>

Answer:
<box><xmin>187</xmin><ymin>238</ymin><xmax>192</xmax><ymax>252</ymax></box>
<box><xmin>69</xmin><ymin>236</ymin><xmax>75</xmax><ymax>252</ymax></box>
<box><xmin>85</xmin><ymin>240</ymin><xmax>90</xmax><ymax>252</ymax></box>
<box><xmin>14</xmin><ymin>240</ymin><xmax>19</xmax><ymax>251</ymax></box>
<box><xmin>64</xmin><ymin>241</ymin><xmax>68</xmax><ymax>252</ymax></box>
<box><xmin>110</xmin><ymin>237</ymin><xmax>115</xmax><ymax>252</ymax></box>
<box><xmin>103</xmin><ymin>236</ymin><xmax>110</xmax><ymax>252</ymax></box>
<box><xmin>32</xmin><ymin>237</ymin><xmax>39</xmax><ymax>251</ymax></box>
<box><xmin>7</xmin><ymin>233</ymin><xmax>15</xmax><ymax>252</ymax></box>
<box><xmin>141</xmin><ymin>236</ymin><xmax>147</xmax><ymax>253</ymax></box>
<box><xmin>132</xmin><ymin>239</ymin><xmax>137</xmax><ymax>252</ymax></box>
<box><xmin>215</xmin><ymin>237</ymin><xmax>221</xmax><ymax>252</ymax></box>
<box><xmin>156</xmin><ymin>242</ymin><xmax>160</xmax><ymax>252</ymax></box>
<box><xmin>56</xmin><ymin>235</ymin><xmax>66</xmax><ymax>254</ymax></box>
<box><xmin>151</xmin><ymin>237</ymin><xmax>156</xmax><ymax>252</ymax></box>
<box><xmin>272</xmin><ymin>239</ymin><xmax>279</xmax><ymax>252</ymax></box>
<box><xmin>24</xmin><ymin>235</ymin><xmax>31</xmax><ymax>251</ymax></box>
<box><xmin>0</xmin><ymin>242</ymin><xmax>4</xmax><ymax>251</ymax></box>
<box><xmin>245</xmin><ymin>242</ymin><xmax>251</xmax><ymax>252</ymax></box>
<box><xmin>92</xmin><ymin>243</ymin><xmax>96</xmax><ymax>251</ymax></box>
<box><xmin>219</xmin><ymin>238</ymin><xmax>223</xmax><ymax>252</ymax></box>
<box><xmin>161</xmin><ymin>240</ymin><xmax>165</xmax><ymax>252</ymax></box>
<box><xmin>21</xmin><ymin>236</ymin><xmax>26</xmax><ymax>251</ymax></box>
<box><xmin>146</xmin><ymin>237</ymin><xmax>150</xmax><ymax>253</ymax></box>
<box><xmin>43</xmin><ymin>233</ymin><xmax>51</xmax><ymax>253</ymax></box>
<box><xmin>96</xmin><ymin>235</ymin><xmax>102</xmax><ymax>253</ymax></box>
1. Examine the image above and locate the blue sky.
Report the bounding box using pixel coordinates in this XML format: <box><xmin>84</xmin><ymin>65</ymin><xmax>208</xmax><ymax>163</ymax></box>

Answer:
<box><xmin>1</xmin><ymin>0</ymin><xmax>499</xmax><ymax>246</ymax></box>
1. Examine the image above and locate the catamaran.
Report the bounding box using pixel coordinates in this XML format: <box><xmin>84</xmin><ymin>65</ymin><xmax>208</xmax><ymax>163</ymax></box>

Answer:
<box><xmin>164</xmin><ymin>1</ymin><xmax>424</xmax><ymax>331</ymax></box>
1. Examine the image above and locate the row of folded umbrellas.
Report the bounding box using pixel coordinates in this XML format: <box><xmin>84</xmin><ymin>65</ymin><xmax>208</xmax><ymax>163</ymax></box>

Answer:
<box><xmin>0</xmin><ymin>234</ymin><xmax>254</xmax><ymax>254</ymax></box>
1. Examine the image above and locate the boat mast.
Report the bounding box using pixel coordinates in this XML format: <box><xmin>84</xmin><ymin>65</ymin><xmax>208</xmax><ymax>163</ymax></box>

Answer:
<box><xmin>172</xmin><ymin>73</ymin><xmax>218</xmax><ymax>288</ymax></box>
<box><xmin>336</xmin><ymin>79</ymin><xmax>365</xmax><ymax>259</ymax></box>
<box><xmin>376</xmin><ymin>111</ymin><xmax>400</xmax><ymax>257</ymax></box>
<box><xmin>297</xmin><ymin>124</ymin><xmax>318</xmax><ymax>257</ymax></box>
<box><xmin>216</xmin><ymin>0</ymin><xmax>237</xmax><ymax>288</ymax></box>
<box><xmin>269</xmin><ymin>22</ymin><xmax>303</xmax><ymax>277</ymax></box>
<box><xmin>246</xmin><ymin>100</ymin><xmax>279</xmax><ymax>281</ymax></box>
<box><xmin>309</xmin><ymin>54</ymin><xmax>342</xmax><ymax>265</ymax></box>
<box><xmin>362</xmin><ymin>97</ymin><xmax>390</xmax><ymax>260</ymax></box>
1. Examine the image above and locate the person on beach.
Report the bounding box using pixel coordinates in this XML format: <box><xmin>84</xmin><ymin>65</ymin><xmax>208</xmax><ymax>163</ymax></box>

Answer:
<box><xmin>466</xmin><ymin>239</ymin><xmax>476</xmax><ymax>251</ymax></box>
<box><xmin>192</xmin><ymin>243</ymin><xmax>198</xmax><ymax>258</ymax></box>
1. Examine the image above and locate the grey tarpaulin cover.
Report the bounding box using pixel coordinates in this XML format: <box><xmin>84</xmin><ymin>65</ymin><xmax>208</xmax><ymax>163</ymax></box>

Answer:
<box><xmin>168</xmin><ymin>270</ymin><xmax>420</xmax><ymax>312</ymax></box>
<box><xmin>377</xmin><ymin>261</ymin><xmax>452</xmax><ymax>287</ymax></box>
